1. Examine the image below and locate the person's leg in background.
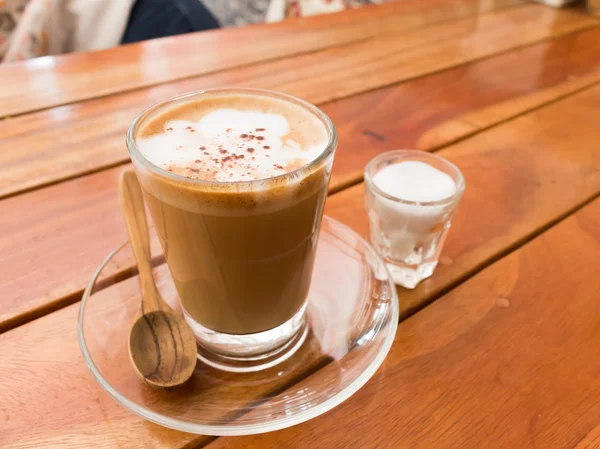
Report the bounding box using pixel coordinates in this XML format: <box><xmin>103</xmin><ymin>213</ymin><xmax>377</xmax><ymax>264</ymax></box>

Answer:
<box><xmin>121</xmin><ymin>0</ymin><xmax>220</xmax><ymax>44</ymax></box>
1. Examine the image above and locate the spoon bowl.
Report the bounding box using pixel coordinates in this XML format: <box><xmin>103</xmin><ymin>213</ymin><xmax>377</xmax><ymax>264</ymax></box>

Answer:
<box><xmin>129</xmin><ymin>310</ymin><xmax>197</xmax><ymax>388</ymax></box>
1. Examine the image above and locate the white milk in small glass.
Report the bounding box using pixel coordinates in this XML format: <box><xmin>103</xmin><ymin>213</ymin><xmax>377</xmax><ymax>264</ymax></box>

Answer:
<box><xmin>365</xmin><ymin>151</ymin><xmax>465</xmax><ymax>289</ymax></box>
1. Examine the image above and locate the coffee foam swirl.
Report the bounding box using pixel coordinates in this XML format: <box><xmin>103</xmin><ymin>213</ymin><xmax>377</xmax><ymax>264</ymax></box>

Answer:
<box><xmin>136</xmin><ymin>94</ymin><xmax>329</xmax><ymax>182</ymax></box>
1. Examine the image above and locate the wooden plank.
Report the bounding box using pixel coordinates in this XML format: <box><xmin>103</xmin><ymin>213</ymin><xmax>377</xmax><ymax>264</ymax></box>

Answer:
<box><xmin>0</xmin><ymin>267</ymin><xmax>331</xmax><ymax>449</ymax></box>
<box><xmin>328</xmin><ymin>26</ymin><xmax>600</xmax><ymax>188</ymax></box>
<box><xmin>0</xmin><ymin>0</ymin><xmax>524</xmax><ymax>118</ymax></box>
<box><xmin>0</xmin><ymin>165</ymin><xmax>157</xmax><ymax>333</ymax></box>
<box><xmin>204</xmin><ymin>198</ymin><xmax>600</xmax><ymax>449</ymax></box>
<box><xmin>3</xmin><ymin>27</ymin><xmax>600</xmax><ymax>334</ymax></box>
<box><xmin>2</xmin><ymin>176</ymin><xmax>598</xmax><ymax>448</ymax></box>
<box><xmin>329</xmin><ymin>86</ymin><xmax>600</xmax><ymax>318</ymax></box>
<box><xmin>2</xmin><ymin>84</ymin><xmax>600</xmax><ymax>449</ymax></box>
<box><xmin>0</xmin><ymin>4</ymin><xmax>596</xmax><ymax>199</ymax></box>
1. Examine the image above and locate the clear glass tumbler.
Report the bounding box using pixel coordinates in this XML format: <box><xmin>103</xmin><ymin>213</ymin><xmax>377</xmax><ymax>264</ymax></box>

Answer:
<box><xmin>364</xmin><ymin>150</ymin><xmax>465</xmax><ymax>289</ymax></box>
<box><xmin>126</xmin><ymin>88</ymin><xmax>337</xmax><ymax>372</ymax></box>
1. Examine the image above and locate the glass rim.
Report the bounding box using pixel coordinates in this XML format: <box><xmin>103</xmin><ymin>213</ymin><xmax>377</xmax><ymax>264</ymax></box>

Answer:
<box><xmin>364</xmin><ymin>149</ymin><xmax>466</xmax><ymax>207</ymax></box>
<box><xmin>126</xmin><ymin>88</ymin><xmax>338</xmax><ymax>189</ymax></box>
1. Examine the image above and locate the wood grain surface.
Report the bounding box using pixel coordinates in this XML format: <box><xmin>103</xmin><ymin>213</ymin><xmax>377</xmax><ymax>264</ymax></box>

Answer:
<box><xmin>327</xmin><ymin>26</ymin><xmax>600</xmax><ymax>188</ymax></box>
<box><xmin>0</xmin><ymin>165</ymin><xmax>162</xmax><ymax>333</ymax></box>
<box><xmin>1</xmin><ymin>77</ymin><xmax>599</xmax><ymax>449</ymax></box>
<box><xmin>0</xmin><ymin>264</ymin><xmax>332</xmax><ymax>448</ymax></box>
<box><xmin>2</xmin><ymin>2</ymin><xmax>600</xmax><ymax>448</ymax></box>
<box><xmin>330</xmin><ymin>84</ymin><xmax>600</xmax><ymax>317</ymax></box>
<box><xmin>203</xmin><ymin>198</ymin><xmax>600</xmax><ymax>449</ymax></box>
<box><xmin>3</xmin><ymin>31</ymin><xmax>600</xmax><ymax>334</ymax></box>
<box><xmin>0</xmin><ymin>4</ymin><xmax>595</xmax><ymax>199</ymax></box>
<box><xmin>0</xmin><ymin>0</ymin><xmax>524</xmax><ymax>118</ymax></box>
<box><xmin>328</xmin><ymin>88</ymin><xmax>600</xmax><ymax>318</ymax></box>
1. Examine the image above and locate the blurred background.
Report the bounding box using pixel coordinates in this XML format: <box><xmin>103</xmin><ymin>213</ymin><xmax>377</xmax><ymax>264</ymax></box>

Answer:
<box><xmin>2</xmin><ymin>0</ymin><xmax>596</xmax><ymax>64</ymax></box>
<box><xmin>0</xmin><ymin>0</ymin><xmax>383</xmax><ymax>63</ymax></box>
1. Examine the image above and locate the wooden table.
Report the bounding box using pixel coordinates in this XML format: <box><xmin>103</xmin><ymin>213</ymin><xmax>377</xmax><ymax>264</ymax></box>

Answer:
<box><xmin>2</xmin><ymin>1</ymin><xmax>600</xmax><ymax>447</ymax></box>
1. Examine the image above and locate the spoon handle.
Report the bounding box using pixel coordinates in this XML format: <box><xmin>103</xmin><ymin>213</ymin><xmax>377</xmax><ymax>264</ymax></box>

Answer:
<box><xmin>119</xmin><ymin>170</ymin><xmax>163</xmax><ymax>313</ymax></box>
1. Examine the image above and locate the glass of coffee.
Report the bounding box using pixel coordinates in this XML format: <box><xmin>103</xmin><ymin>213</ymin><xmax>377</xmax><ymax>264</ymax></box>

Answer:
<box><xmin>126</xmin><ymin>88</ymin><xmax>337</xmax><ymax>372</ymax></box>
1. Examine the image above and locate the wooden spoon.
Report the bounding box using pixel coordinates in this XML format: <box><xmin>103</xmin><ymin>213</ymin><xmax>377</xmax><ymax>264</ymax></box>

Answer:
<box><xmin>119</xmin><ymin>170</ymin><xmax>197</xmax><ymax>388</ymax></box>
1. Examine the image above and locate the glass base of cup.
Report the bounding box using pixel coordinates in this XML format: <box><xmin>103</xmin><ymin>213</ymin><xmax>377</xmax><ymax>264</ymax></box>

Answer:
<box><xmin>385</xmin><ymin>260</ymin><xmax>438</xmax><ymax>289</ymax></box>
<box><xmin>183</xmin><ymin>304</ymin><xmax>308</xmax><ymax>372</ymax></box>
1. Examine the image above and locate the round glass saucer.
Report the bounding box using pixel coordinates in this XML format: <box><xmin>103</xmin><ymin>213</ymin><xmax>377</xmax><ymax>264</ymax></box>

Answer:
<box><xmin>78</xmin><ymin>215</ymin><xmax>398</xmax><ymax>436</ymax></box>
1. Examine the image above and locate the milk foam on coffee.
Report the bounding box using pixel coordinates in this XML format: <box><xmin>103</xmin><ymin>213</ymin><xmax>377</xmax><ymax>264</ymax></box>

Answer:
<box><xmin>137</xmin><ymin>95</ymin><xmax>329</xmax><ymax>182</ymax></box>
<box><xmin>371</xmin><ymin>161</ymin><xmax>456</xmax><ymax>259</ymax></box>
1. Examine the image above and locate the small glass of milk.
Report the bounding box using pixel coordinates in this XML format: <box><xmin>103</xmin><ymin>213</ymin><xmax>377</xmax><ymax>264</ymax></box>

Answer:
<box><xmin>364</xmin><ymin>150</ymin><xmax>465</xmax><ymax>289</ymax></box>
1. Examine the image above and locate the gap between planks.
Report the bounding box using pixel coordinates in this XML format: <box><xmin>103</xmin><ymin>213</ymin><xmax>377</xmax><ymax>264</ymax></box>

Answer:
<box><xmin>392</xmin><ymin>190</ymin><xmax>600</xmax><ymax>321</ymax></box>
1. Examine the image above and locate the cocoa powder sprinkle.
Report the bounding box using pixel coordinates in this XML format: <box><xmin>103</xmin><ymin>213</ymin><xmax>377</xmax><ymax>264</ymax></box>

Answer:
<box><xmin>247</xmin><ymin>148</ymin><xmax>255</xmax><ymax>153</ymax></box>
<box><xmin>263</xmin><ymin>145</ymin><xmax>270</xmax><ymax>149</ymax></box>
